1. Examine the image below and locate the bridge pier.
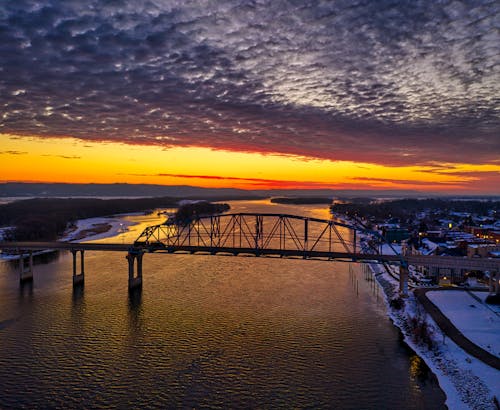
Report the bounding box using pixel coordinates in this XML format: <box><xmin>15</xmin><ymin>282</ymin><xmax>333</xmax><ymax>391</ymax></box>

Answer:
<box><xmin>399</xmin><ymin>265</ymin><xmax>409</xmax><ymax>297</ymax></box>
<box><xmin>488</xmin><ymin>271</ymin><xmax>499</xmax><ymax>294</ymax></box>
<box><xmin>127</xmin><ymin>249</ymin><xmax>144</xmax><ymax>290</ymax></box>
<box><xmin>19</xmin><ymin>251</ymin><xmax>33</xmax><ymax>283</ymax></box>
<box><xmin>72</xmin><ymin>250</ymin><xmax>85</xmax><ymax>286</ymax></box>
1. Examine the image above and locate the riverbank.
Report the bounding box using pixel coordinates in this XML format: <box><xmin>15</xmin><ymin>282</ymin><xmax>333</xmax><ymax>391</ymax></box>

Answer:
<box><xmin>367</xmin><ymin>262</ymin><xmax>499</xmax><ymax>409</ymax></box>
<box><xmin>0</xmin><ymin>214</ymin><xmax>138</xmax><ymax>261</ymax></box>
<box><xmin>0</xmin><ymin>197</ymin><xmax>179</xmax><ymax>242</ymax></box>
<box><xmin>61</xmin><ymin>215</ymin><xmax>138</xmax><ymax>243</ymax></box>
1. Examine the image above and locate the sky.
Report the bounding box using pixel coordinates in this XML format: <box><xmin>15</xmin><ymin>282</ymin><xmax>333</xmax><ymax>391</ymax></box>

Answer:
<box><xmin>0</xmin><ymin>0</ymin><xmax>499</xmax><ymax>193</ymax></box>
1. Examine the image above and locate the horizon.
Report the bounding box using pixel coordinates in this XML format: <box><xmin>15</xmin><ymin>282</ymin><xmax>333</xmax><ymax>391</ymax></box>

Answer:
<box><xmin>1</xmin><ymin>1</ymin><xmax>499</xmax><ymax>194</ymax></box>
<box><xmin>1</xmin><ymin>181</ymin><xmax>500</xmax><ymax>198</ymax></box>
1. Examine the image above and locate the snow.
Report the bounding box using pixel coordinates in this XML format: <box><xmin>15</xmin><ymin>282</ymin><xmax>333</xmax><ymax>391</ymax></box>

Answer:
<box><xmin>368</xmin><ymin>263</ymin><xmax>500</xmax><ymax>409</ymax></box>
<box><xmin>0</xmin><ymin>216</ymin><xmax>137</xmax><ymax>260</ymax></box>
<box><xmin>0</xmin><ymin>249</ymin><xmax>55</xmax><ymax>261</ymax></box>
<box><xmin>330</xmin><ymin>209</ymin><xmax>500</xmax><ymax>407</ymax></box>
<box><xmin>421</xmin><ymin>238</ymin><xmax>438</xmax><ymax>255</ymax></box>
<box><xmin>473</xmin><ymin>292</ymin><xmax>500</xmax><ymax>315</ymax></box>
<box><xmin>0</xmin><ymin>226</ymin><xmax>14</xmax><ymax>241</ymax></box>
<box><xmin>379</xmin><ymin>243</ymin><xmax>402</xmax><ymax>255</ymax></box>
<box><xmin>427</xmin><ymin>291</ymin><xmax>500</xmax><ymax>358</ymax></box>
<box><xmin>61</xmin><ymin>216</ymin><xmax>137</xmax><ymax>242</ymax></box>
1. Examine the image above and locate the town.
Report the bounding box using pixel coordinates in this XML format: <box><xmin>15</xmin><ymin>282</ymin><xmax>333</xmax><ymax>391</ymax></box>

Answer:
<box><xmin>331</xmin><ymin>198</ymin><xmax>500</xmax><ymax>297</ymax></box>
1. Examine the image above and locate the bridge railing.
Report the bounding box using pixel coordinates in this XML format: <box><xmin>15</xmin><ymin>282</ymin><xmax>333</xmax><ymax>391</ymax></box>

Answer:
<box><xmin>135</xmin><ymin>213</ymin><xmax>358</xmax><ymax>254</ymax></box>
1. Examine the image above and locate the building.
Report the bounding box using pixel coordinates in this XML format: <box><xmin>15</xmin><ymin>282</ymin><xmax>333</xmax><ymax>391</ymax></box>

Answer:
<box><xmin>467</xmin><ymin>243</ymin><xmax>500</xmax><ymax>258</ymax></box>
<box><xmin>383</xmin><ymin>228</ymin><xmax>410</xmax><ymax>243</ymax></box>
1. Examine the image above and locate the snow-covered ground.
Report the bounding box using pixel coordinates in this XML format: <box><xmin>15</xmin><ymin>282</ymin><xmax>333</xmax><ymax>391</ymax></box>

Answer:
<box><xmin>0</xmin><ymin>227</ymin><xmax>14</xmax><ymax>241</ymax></box>
<box><xmin>427</xmin><ymin>290</ymin><xmax>500</xmax><ymax>358</ymax></box>
<box><xmin>473</xmin><ymin>292</ymin><xmax>500</xmax><ymax>315</ymax></box>
<box><xmin>61</xmin><ymin>216</ymin><xmax>137</xmax><ymax>242</ymax></box>
<box><xmin>369</xmin><ymin>262</ymin><xmax>500</xmax><ymax>410</ymax></box>
<box><xmin>379</xmin><ymin>243</ymin><xmax>402</xmax><ymax>255</ymax></box>
<box><xmin>0</xmin><ymin>249</ymin><xmax>56</xmax><ymax>261</ymax></box>
<box><xmin>0</xmin><ymin>215</ymin><xmax>138</xmax><ymax>260</ymax></box>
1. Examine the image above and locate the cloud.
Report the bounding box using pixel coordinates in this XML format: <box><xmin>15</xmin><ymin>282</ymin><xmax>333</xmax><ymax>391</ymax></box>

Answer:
<box><xmin>42</xmin><ymin>154</ymin><xmax>81</xmax><ymax>159</ymax></box>
<box><xmin>0</xmin><ymin>150</ymin><xmax>27</xmax><ymax>155</ymax></box>
<box><xmin>350</xmin><ymin>176</ymin><xmax>463</xmax><ymax>186</ymax></box>
<box><xmin>421</xmin><ymin>168</ymin><xmax>499</xmax><ymax>178</ymax></box>
<box><xmin>418</xmin><ymin>169</ymin><xmax>500</xmax><ymax>190</ymax></box>
<box><xmin>0</xmin><ymin>1</ymin><xmax>498</xmax><ymax>166</ymax></box>
<box><xmin>126</xmin><ymin>172</ymin><xmax>340</xmax><ymax>188</ymax></box>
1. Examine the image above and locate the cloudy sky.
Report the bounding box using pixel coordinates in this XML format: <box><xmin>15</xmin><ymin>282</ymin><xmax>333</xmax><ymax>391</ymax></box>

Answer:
<box><xmin>0</xmin><ymin>0</ymin><xmax>499</xmax><ymax>192</ymax></box>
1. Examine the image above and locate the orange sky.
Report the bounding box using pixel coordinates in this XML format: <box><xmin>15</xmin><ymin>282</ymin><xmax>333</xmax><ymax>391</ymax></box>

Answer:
<box><xmin>1</xmin><ymin>134</ymin><xmax>499</xmax><ymax>193</ymax></box>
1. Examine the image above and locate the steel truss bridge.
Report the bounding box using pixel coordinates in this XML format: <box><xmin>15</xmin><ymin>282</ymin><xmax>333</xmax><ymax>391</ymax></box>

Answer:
<box><xmin>136</xmin><ymin>213</ymin><xmax>364</xmax><ymax>257</ymax></box>
<box><xmin>1</xmin><ymin>213</ymin><xmax>499</xmax><ymax>293</ymax></box>
<box><xmin>134</xmin><ymin>213</ymin><xmax>499</xmax><ymax>271</ymax></box>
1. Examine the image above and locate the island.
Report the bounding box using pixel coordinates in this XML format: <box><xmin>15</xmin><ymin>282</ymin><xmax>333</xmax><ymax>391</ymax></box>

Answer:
<box><xmin>0</xmin><ymin>197</ymin><xmax>230</xmax><ymax>241</ymax></box>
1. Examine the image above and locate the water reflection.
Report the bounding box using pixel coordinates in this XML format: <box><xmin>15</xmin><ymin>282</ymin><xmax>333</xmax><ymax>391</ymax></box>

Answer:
<box><xmin>410</xmin><ymin>354</ymin><xmax>430</xmax><ymax>383</ymax></box>
<box><xmin>128</xmin><ymin>286</ymin><xmax>142</xmax><ymax>313</ymax></box>
<box><xmin>18</xmin><ymin>279</ymin><xmax>33</xmax><ymax>299</ymax></box>
<box><xmin>72</xmin><ymin>282</ymin><xmax>84</xmax><ymax>303</ymax></box>
<box><xmin>37</xmin><ymin>250</ymin><xmax>62</xmax><ymax>265</ymax></box>
<box><xmin>0</xmin><ymin>200</ymin><xmax>446</xmax><ymax>409</ymax></box>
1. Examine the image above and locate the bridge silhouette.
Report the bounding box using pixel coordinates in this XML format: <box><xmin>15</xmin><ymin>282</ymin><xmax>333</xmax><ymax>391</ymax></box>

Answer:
<box><xmin>136</xmin><ymin>213</ymin><xmax>365</xmax><ymax>256</ymax></box>
<box><xmin>1</xmin><ymin>213</ymin><xmax>499</xmax><ymax>294</ymax></box>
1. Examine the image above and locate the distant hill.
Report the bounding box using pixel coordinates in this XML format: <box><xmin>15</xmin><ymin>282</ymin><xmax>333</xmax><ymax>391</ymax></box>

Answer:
<box><xmin>1</xmin><ymin>183</ymin><xmax>496</xmax><ymax>200</ymax></box>
<box><xmin>0</xmin><ymin>183</ymin><xmax>259</xmax><ymax>199</ymax></box>
<box><xmin>259</xmin><ymin>189</ymin><xmax>427</xmax><ymax>198</ymax></box>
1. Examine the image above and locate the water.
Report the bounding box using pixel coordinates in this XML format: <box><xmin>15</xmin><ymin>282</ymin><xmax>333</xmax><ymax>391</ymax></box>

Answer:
<box><xmin>0</xmin><ymin>200</ymin><xmax>445</xmax><ymax>409</ymax></box>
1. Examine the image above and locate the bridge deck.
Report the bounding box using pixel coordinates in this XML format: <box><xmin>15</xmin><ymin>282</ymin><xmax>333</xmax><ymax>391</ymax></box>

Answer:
<box><xmin>1</xmin><ymin>241</ymin><xmax>498</xmax><ymax>271</ymax></box>
<box><xmin>0</xmin><ymin>241</ymin><xmax>132</xmax><ymax>252</ymax></box>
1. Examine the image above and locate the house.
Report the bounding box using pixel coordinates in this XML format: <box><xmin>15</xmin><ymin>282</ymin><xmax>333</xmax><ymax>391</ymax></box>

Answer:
<box><xmin>383</xmin><ymin>228</ymin><xmax>410</xmax><ymax>243</ymax></box>
<box><xmin>467</xmin><ymin>243</ymin><xmax>500</xmax><ymax>258</ymax></box>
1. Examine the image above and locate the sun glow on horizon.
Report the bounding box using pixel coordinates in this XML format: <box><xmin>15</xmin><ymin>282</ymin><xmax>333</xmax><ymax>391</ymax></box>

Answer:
<box><xmin>1</xmin><ymin>134</ymin><xmax>499</xmax><ymax>193</ymax></box>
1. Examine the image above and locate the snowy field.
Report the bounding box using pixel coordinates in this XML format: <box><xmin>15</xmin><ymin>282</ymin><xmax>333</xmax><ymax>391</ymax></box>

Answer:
<box><xmin>61</xmin><ymin>216</ymin><xmax>137</xmax><ymax>242</ymax></box>
<box><xmin>473</xmin><ymin>291</ymin><xmax>500</xmax><ymax>315</ymax></box>
<box><xmin>427</xmin><ymin>290</ymin><xmax>500</xmax><ymax>358</ymax></box>
<box><xmin>0</xmin><ymin>216</ymin><xmax>138</xmax><ymax>260</ymax></box>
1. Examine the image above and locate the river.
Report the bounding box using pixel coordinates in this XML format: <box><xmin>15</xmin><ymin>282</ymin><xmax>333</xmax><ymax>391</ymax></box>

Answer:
<box><xmin>0</xmin><ymin>200</ymin><xmax>445</xmax><ymax>409</ymax></box>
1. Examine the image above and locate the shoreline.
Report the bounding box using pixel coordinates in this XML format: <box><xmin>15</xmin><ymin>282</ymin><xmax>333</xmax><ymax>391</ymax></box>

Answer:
<box><xmin>0</xmin><ymin>215</ymin><xmax>139</xmax><ymax>261</ymax></box>
<box><xmin>60</xmin><ymin>215</ymin><xmax>138</xmax><ymax>243</ymax></box>
<box><xmin>330</xmin><ymin>212</ymin><xmax>499</xmax><ymax>409</ymax></box>
<box><xmin>367</xmin><ymin>262</ymin><xmax>499</xmax><ymax>409</ymax></box>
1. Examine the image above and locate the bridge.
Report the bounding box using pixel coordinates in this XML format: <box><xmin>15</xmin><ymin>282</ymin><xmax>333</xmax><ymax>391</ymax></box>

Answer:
<box><xmin>1</xmin><ymin>213</ymin><xmax>499</xmax><ymax>294</ymax></box>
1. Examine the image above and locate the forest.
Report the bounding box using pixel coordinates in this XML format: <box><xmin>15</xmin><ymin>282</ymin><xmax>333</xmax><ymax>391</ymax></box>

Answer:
<box><xmin>330</xmin><ymin>198</ymin><xmax>500</xmax><ymax>221</ymax></box>
<box><xmin>0</xmin><ymin>197</ymin><xmax>232</xmax><ymax>241</ymax></box>
<box><xmin>173</xmin><ymin>201</ymin><xmax>230</xmax><ymax>225</ymax></box>
<box><xmin>0</xmin><ymin>197</ymin><xmax>180</xmax><ymax>241</ymax></box>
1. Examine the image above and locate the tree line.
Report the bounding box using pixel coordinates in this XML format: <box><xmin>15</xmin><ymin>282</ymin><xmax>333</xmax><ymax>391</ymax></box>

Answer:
<box><xmin>173</xmin><ymin>202</ymin><xmax>230</xmax><ymax>225</ymax></box>
<box><xmin>0</xmin><ymin>197</ymin><xmax>179</xmax><ymax>241</ymax></box>
<box><xmin>330</xmin><ymin>198</ymin><xmax>499</xmax><ymax>221</ymax></box>
<box><xmin>0</xmin><ymin>197</ymin><xmax>232</xmax><ymax>241</ymax></box>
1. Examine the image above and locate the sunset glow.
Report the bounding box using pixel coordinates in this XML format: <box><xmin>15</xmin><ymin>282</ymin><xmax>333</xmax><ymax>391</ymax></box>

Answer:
<box><xmin>0</xmin><ymin>0</ymin><xmax>498</xmax><ymax>195</ymax></box>
<box><xmin>1</xmin><ymin>134</ymin><xmax>498</xmax><ymax>193</ymax></box>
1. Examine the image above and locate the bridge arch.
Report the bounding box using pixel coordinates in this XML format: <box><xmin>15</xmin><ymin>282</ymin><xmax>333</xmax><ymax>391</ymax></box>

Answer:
<box><xmin>134</xmin><ymin>212</ymin><xmax>401</xmax><ymax>259</ymax></box>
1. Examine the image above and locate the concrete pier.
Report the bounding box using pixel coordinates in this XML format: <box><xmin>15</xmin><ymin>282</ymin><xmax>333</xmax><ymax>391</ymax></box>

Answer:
<box><xmin>488</xmin><ymin>271</ymin><xmax>499</xmax><ymax>295</ymax></box>
<box><xmin>19</xmin><ymin>251</ymin><xmax>33</xmax><ymax>283</ymax></box>
<box><xmin>399</xmin><ymin>265</ymin><xmax>408</xmax><ymax>297</ymax></box>
<box><xmin>127</xmin><ymin>249</ymin><xmax>144</xmax><ymax>290</ymax></box>
<box><xmin>72</xmin><ymin>250</ymin><xmax>85</xmax><ymax>286</ymax></box>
